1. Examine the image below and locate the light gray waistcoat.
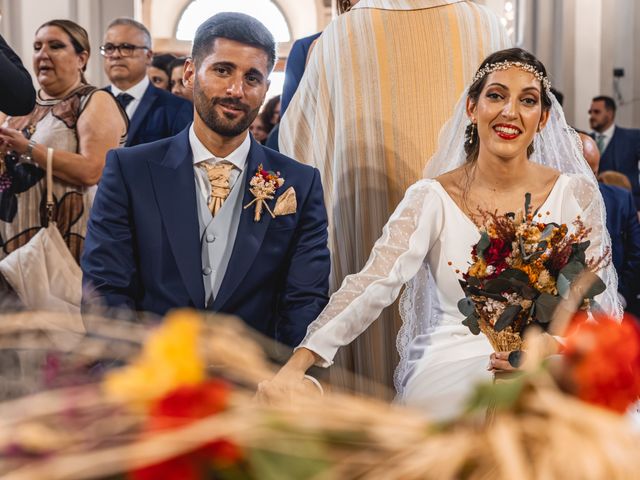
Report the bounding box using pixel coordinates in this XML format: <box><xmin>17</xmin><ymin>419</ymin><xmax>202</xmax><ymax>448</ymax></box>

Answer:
<box><xmin>194</xmin><ymin>166</ymin><xmax>248</xmax><ymax>307</ymax></box>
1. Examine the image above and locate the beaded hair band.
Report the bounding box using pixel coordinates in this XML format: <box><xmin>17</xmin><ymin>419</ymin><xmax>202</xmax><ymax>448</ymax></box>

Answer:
<box><xmin>472</xmin><ymin>61</ymin><xmax>552</xmax><ymax>93</ymax></box>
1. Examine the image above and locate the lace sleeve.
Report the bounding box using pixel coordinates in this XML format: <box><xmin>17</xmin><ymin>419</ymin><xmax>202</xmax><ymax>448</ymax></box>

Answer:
<box><xmin>562</xmin><ymin>174</ymin><xmax>622</xmax><ymax>319</ymax></box>
<box><xmin>296</xmin><ymin>179</ymin><xmax>445</xmax><ymax>367</ymax></box>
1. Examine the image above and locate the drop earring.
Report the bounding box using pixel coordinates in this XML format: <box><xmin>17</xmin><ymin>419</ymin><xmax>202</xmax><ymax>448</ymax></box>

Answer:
<box><xmin>469</xmin><ymin>123</ymin><xmax>476</xmax><ymax>144</ymax></box>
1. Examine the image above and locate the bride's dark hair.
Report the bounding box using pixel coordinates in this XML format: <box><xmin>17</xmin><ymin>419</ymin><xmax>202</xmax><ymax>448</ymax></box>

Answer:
<box><xmin>464</xmin><ymin>48</ymin><xmax>552</xmax><ymax>164</ymax></box>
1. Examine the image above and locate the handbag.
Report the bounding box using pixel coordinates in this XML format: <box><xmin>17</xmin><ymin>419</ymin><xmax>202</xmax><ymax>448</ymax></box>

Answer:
<box><xmin>0</xmin><ymin>148</ymin><xmax>82</xmax><ymax>316</ymax></box>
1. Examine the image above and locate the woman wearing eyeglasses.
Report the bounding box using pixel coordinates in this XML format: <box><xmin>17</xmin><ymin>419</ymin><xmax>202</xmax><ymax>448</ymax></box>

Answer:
<box><xmin>0</xmin><ymin>19</ymin><xmax>127</xmax><ymax>264</ymax></box>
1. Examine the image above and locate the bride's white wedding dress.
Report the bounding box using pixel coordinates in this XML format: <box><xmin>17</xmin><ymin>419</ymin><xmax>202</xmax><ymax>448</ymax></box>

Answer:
<box><xmin>298</xmin><ymin>173</ymin><xmax>602</xmax><ymax>419</ymax></box>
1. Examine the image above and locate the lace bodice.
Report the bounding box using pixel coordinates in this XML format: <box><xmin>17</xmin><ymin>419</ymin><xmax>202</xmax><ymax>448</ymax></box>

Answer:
<box><xmin>298</xmin><ymin>173</ymin><xmax>608</xmax><ymax>372</ymax></box>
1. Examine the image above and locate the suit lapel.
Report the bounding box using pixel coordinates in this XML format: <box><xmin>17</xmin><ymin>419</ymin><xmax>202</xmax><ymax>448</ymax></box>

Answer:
<box><xmin>213</xmin><ymin>138</ymin><xmax>274</xmax><ymax>310</ymax></box>
<box><xmin>148</xmin><ymin>129</ymin><xmax>205</xmax><ymax>308</ymax></box>
<box><xmin>126</xmin><ymin>84</ymin><xmax>158</xmax><ymax>146</ymax></box>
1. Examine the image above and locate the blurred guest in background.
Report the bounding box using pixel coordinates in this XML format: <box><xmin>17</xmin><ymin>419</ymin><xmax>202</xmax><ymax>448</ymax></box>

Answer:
<box><xmin>0</xmin><ymin>34</ymin><xmax>36</xmax><ymax>116</ymax></box>
<box><xmin>599</xmin><ymin>170</ymin><xmax>633</xmax><ymax>192</ymax></box>
<box><xmin>168</xmin><ymin>56</ymin><xmax>193</xmax><ymax>102</ymax></box>
<box><xmin>0</xmin><ymin>20</ymin><xmax>127</xmax><ymax>263</ymax></box>
<box><xmin>580</xmin><ymin>132</ymin><xmax>640</xmax><ymax>316</ymax></box>
<box><xmin>148</xmin><ymin>52</ymin><xmax>176</xmax><ymax>90</ymax></box>
<box><xmin>262</xmin><ymin>95</ymin><xmax>280</xmax><ymax>150</ymax></box>
<box><xmin>589</xmin><ymin>95</ymin><xmax>640</xmax><ymax>210</ymax></box>
<box><xmin>102</xmin><ymin>18</ymin><xmax>191</xmax><ymax>147</ymax></box>
<box><xmin>250</xmin><ymin>115</ymin><xmax>269</xmax><ymax>144</ymax></box>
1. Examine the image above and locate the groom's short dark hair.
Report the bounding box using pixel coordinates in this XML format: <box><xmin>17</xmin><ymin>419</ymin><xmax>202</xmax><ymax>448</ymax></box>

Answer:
<box><xmin>191</xmin><ymin>12</ymin><xmax>276</xmax><ymax>72</ymax></box>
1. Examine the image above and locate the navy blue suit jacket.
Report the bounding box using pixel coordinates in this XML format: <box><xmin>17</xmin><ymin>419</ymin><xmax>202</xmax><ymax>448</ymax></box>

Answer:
<box><xmin>599</xmin><ymin>126</ymin><xmax>640</xmax><ymax>210</ymax></box>
<box><xmin>81</xmin><ymin>128</ymin><xmax>331</xmax><ymax>347</ymax></box>
<box><xmin>106</xmin><ymin>83</ymin><xmax>192</xmax><ymax>147</ymax></box>
<box><xmin>280</xmin><ymin>32</ymin><xmax>322</xmax><ymax>117</ymax></box>
<box><xmin>599</xmin><ymin>184</ymin><xmax>640</xmax><ymax>306</ymax></box>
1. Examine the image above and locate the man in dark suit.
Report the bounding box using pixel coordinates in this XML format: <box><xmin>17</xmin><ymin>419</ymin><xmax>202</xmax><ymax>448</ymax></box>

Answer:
<box><xmin>82</xmin><ymin>13</ymin><xmax>331</xmax><ymax>347</ymax></box>
<box><xmin>580</xmin><ymin>133</ymin><xmax>640</xmax><ymax>316</ymax></box>
<box><xmin>589</xmin><ymin>95</ymin><xmax>640</xmax><ymax>210</ymax></box>
<box><xmin>101</xmin><ymin>18</ymin><xmax>191</xmax><ymax>147</ymax></box>
<box><xmin>0</xmin><ymin>35</ymin><xmax>36</xmax><ymax>116</ymax></box>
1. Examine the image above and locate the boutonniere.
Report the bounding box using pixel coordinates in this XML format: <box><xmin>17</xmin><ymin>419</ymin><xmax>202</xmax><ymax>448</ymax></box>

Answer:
<box><xmin>243</xmin><ymin>164</ymin><xmax>285</xmax><ymax>221</ymax></box>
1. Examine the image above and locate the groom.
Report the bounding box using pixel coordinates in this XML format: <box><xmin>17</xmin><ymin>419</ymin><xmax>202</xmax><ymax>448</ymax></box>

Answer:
<box><xmin>81</xmin><ymin>13</ymin><xmax>330</xmax><ymax>347</ymax></box>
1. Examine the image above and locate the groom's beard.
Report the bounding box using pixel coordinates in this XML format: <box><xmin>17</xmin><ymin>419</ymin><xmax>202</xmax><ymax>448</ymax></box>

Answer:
<box><xmin>194</xmin><ymin>78</ymin><xmax>260</xmax><ymax>138</ymax></box>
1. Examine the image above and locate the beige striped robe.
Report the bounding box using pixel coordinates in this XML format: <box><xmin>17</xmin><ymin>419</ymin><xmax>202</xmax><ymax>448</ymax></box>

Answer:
<box><xmin>280</xmin><ymin>0</ymin><xmax>510</xmax><ymax>395</ymax></box>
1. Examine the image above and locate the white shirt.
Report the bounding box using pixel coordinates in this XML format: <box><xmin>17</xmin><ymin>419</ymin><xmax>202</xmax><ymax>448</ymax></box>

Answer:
<box><xmin>593</xmin><ymin>123</ymin><xmax>616</xmax><ymax>153</ymax></box>
<box><xmin>110</xmin><ymin>75</ymin><xmax>149</xmax><ymax>119</ymax></box>
<box><xmin>189</xmin><ymin>125</ymin><xmax>250</xmax><ymax>205</ymax></box>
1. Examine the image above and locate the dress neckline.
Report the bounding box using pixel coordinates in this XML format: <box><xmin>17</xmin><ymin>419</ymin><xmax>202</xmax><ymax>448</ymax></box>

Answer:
<box><xmin>433</xmin><ymin>174</ymin><xmax>565</xmax><ymax>232</ymax></box>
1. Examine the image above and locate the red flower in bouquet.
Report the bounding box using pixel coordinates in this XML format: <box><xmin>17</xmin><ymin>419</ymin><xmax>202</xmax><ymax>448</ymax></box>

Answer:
<box><xmin>130</xmin><ymin>379</ymin><xmax>243</xmax><ymax>480</ymax></box>
<box><xmin>483</xmin><ymin>237</ymin><xmax>512</xmax><ymax>278</ymax></box>
<box><xmin>562</xmin><ymin>313</ymin><xmax>640</xmax><ymax>413</ymax></box>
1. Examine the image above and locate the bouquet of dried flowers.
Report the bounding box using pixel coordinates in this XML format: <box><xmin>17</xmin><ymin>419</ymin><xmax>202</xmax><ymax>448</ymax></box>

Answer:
<box><xmin>458</xmin><ymin>193</ymin><xmax>609</xmax><ymax>355</ymax></box>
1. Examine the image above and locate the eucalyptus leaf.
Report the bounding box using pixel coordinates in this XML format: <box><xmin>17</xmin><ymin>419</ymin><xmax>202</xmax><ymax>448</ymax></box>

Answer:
<box><xmin>477</xmin><ymin>231</ymin><xmax>490</xmax><ymax>258</ymax></box>
<box><xmin>484</xmin><ymin>278</ymin><xmax>512</xmax><ymax>294</ymax></box>
<box><xmin>539</xmin><ymin>223</ymin><xmax>559</xmax><ymax>240</ymax></box>
<box><xmin>467</xmin><ymin>285</ymin><xmax>507</xmax><ymax>301</ymax></box>
<box><xmin>535</xmin><ymin>293</ymin><xmax>561</xmax><ymax>324</ymax></box>
<box><xmin>582</xmin><ymin>272</ymin><xmax>607</xmax><ymax>298</ymax></box>
<box><xmin>500</xmin><ymin>268</ymin><xmax>530</xmax><ymax>284</ymax></box>
<box><xmin>557</xmin><ymin>273</ymin><xmax>571</xmax><ymax>299</ymax></box>
<box><xmin>495</xmin><ymin>304</ymin><xmax>522</xmax><ymax>332</ymax></box>
<box><xmin>569</xmin><ymin>240</ymin><xmax>590</xmax><ymax>264</ymax></box>
<box><xmin>508</xmin><ymin>350</ymin><xmax>523</xmax><ymax>368</ymax></box>
<box><xmin>524</xmin><ymin>192</ymin><xmax>532</xmax><ymax>215</ymax></box>
<box><xmin>559</xmin><ymin>261</ymin><xmax>585</xmax><ymax>282</ymax></box>
<box><xmin>457</xmin><ymin>297</ymin><xmax>475</xmax><ymax>317</ymax></box>
<box><xmin>462</xmin><ymin>313</ymin><xmax>480</xmax><ymax>335</ymax></box>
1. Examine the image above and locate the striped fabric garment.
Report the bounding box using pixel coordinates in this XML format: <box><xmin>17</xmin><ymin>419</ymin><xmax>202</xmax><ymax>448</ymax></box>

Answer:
<box><xmin>280</xmin><ymin>0</ymin><xmax>510</xmax><ymax>394</ymax></box>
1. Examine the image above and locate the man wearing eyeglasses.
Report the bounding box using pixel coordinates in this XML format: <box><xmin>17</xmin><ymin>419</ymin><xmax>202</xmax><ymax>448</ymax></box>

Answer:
<box><xmin>102</xmin><ymin>18</ymin><xmax>191</xmax><ymax>147</ymax></box>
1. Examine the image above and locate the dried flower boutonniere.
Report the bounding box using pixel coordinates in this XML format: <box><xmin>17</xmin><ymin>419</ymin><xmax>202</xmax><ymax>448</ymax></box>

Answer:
<box><xmin>244</xmin><ymin>164</ymin><xmax>285</xmax><ymax>221</ymax></box>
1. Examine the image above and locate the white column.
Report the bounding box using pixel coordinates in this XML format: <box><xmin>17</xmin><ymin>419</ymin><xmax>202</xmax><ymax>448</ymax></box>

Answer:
<box><xmin>572</xmin><ymin>0</ymin><xmax>602</xmax><ymax>131</ymax></box>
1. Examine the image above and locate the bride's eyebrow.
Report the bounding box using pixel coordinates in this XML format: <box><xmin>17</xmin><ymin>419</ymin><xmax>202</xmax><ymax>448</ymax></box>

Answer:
<box><xmin>521</xmin><ymin>86</ymin><xmax>541</xmax><ymax>94</ymax></box>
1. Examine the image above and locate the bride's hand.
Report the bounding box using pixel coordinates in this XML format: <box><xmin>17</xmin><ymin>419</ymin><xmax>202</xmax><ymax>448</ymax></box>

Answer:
<box><xmin>256</xmin><ymin>348</ymin><xmax>321</xmax><ymax>404</ymax></box>
<box><xmin>488</xmin><ymin>351</ymin><xmax>524</xmax><ymax>372</ymax></box>
<box><xmin>256</xmin><ymin>367</ymin><xmax>305</xmax><ymax>404</ymax></box>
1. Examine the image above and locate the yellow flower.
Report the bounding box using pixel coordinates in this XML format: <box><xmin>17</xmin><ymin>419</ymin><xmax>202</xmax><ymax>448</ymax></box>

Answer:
<box><xmin>103</xmin><ymin>310</ymin><xmax>205</xmax><ymax>408</ymax></box>
<box><xmin>468</xmin><ymin>258</ymin><xmax>488</xmax><ymax>278</ymax></box>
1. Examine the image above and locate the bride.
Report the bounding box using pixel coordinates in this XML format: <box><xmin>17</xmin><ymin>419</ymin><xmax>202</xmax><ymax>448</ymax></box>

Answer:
<box><xmin>260</xmin><ymin>48</ymin><xmax>621</xmax><ymax>419</ymax></box>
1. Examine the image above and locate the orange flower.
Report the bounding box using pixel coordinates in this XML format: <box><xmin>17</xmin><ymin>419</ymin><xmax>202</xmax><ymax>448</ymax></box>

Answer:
<box><xmin>562</xmin><ymin>313</ymin><xmax>640</xmax><ymax>413</ymax></box>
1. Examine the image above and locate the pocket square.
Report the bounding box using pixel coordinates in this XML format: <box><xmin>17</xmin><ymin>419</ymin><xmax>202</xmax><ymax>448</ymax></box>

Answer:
<box><xmin>274</xmin><ymin>186</ymin><xmax>297</xmax><ymax>216</ymax></box>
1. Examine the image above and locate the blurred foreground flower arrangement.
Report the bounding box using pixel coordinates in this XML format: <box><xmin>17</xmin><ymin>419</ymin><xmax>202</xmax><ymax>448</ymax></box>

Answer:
<box><xmin>0</xmin><ymin>307</ymin><xmax>639</xmax><ymax>480</ymax></box>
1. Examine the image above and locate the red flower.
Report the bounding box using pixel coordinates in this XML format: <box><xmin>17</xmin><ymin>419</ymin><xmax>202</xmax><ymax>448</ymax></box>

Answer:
<box><xmin>562</xmin><ymin>313</ymin><xmax>640</xmax><ymax>413</ymax></box>
<box><xmin>147</xmin><ymin>380</ymin><xmax>230</xmax><ymax>430</ymax></box>
<box><xmin>130</xmin><ymin>439</ymin><xmax>242</xmax><ymax>480</ymax></box>
<box><xmin>483</xmin><ymin>237</ymin><xmax>512</xmax><ymax>266</ymax></box>
<box><xmin>130</xmin><ymin>380</ymin><xmax>243</xmax><ymax>479</ymax></box>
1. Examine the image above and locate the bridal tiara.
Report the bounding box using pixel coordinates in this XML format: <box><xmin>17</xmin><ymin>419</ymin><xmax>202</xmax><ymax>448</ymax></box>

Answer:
<box><xmin>472</xmin><ymin>61</ymin><xmax>552</xmax><ymax>93</ymax></box>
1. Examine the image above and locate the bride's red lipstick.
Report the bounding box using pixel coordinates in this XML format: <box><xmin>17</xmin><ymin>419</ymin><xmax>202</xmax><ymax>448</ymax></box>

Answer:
<box><xmin>493</xmin><ymin>123</ymin><xmax>522</xmax><ymax>140</ymax></box>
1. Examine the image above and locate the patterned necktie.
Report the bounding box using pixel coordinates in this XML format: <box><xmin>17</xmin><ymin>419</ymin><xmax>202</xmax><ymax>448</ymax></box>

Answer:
<box><xmin>116</xmin><ymin>92</ymin><xmax>134</xmax><ymax>110</ymax></box>
<box><xmin>595</xmin><ymin>133</ymin><xmax>605</xmax><ymax>154</ymax></box>
<box><xmin>199</xmin><ymin>161</ymin><xmax>235</xmax><ymax>216</ymax></box>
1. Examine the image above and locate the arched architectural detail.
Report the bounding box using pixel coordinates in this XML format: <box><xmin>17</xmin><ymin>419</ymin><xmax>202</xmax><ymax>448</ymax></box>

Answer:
<box><xmin>144</xmin><ymin>0</ymin><xmax>323</xmax><ymax>55</ymax></box>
